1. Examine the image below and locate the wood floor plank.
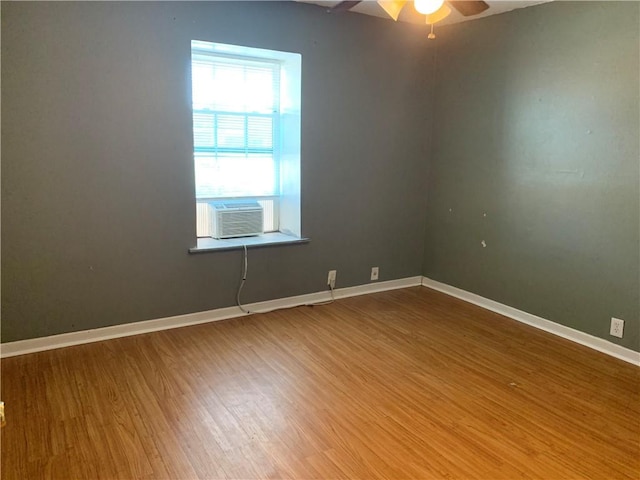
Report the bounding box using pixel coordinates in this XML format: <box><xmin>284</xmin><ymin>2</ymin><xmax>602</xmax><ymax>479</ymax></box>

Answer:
<box><xmin>2</xmin><ymin>286</ymin><xmax>638</xmax><ymax>479</ymax></box>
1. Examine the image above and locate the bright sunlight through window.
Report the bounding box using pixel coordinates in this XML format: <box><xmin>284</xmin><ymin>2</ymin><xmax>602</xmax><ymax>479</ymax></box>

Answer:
<box><xmin>191</xmin><ymin>40</ymin><xmax>301</xmax><ymax>239</ymax></box>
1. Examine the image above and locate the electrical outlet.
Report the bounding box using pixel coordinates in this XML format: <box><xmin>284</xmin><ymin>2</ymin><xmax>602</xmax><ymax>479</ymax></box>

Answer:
<box><xmin>610</xmin><ymin>318</ymin><xmax>624</xmax><ymax>338</ymax></box>
<box><xmin>327</xmin><ymin>270</ymin><xmax>336</xmax><ymax>289</ymax></box>
<box><xmin>371</xmin><ymin>267</ymin><xmax>379</xmax><ymax>281</ymax></box>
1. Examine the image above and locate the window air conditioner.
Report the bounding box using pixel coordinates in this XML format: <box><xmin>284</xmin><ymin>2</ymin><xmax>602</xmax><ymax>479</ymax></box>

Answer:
<box><xmin>210</xmin><ymin>201</ymin><xmax>264</xmax><ymax>239</ymax></box>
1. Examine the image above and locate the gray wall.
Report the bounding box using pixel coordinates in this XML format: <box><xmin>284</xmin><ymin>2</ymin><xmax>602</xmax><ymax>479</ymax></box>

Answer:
<box><xmin>424</xmin><ymin>1</ymin><xmax>640</xmax><ymax>351</ymax></box>
<box><xmin>4</xmin><ymin>1</ymin><xmax>638</xmax><ymax>353</ymax></box>
<box><xmin>1</xmin><ymin>1</ymin><xmax>433</xmax><ymax>342</ymax></box>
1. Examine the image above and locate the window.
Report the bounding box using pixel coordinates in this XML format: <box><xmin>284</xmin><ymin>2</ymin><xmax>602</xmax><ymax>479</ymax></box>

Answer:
<box><xmin>191</xmin><ymin>40</ymin><xmax>301</xmax><ymax>242</ymax></box>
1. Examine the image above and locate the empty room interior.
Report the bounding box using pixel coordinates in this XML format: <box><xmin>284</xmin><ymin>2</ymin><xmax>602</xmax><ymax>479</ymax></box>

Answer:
<box><xmin>1</xmin><ymin>0</ymin><xmax>639</xmax><ymax>478</ymax></box>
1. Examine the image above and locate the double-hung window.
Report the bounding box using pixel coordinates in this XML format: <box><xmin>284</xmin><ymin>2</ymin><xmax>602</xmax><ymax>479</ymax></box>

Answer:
<box><xmin>191</xmin><ymin>40</ymin><xmax>301</xmax><ymax>242</ymax></box>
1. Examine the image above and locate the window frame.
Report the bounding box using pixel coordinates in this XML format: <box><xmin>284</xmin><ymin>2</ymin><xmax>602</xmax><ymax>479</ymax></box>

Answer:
<box><xmin>189</xmin><ymin>40</ymin><xmax>303</xmax><ymax>251</ymax></box>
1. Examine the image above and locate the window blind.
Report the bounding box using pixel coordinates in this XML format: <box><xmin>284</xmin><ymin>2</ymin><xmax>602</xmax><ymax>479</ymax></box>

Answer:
<box><xmin>191</xmin><ymin>50</ymin><xmax>280</xmax><ymax>199</ymax></box>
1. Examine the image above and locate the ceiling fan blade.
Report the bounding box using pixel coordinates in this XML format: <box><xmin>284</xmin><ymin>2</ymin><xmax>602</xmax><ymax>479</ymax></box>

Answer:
<box><xmin>425</xmin><ymin>4</ymin><xmax>451</xmax><ymax>24</ymax></box>
<box><xmin>329</xmin><ymin>1</ymin><xmax>362</xmax><ymax>12</ymax></box>
<box><xmin>449</xmin><ymin>1</ymin><xmax>489</xmax><ymax>17</ymax></box>
<box><xmin>377</xmin><ymin>1</ymin><xmax>408</xmax><ymax>21</ymax></box>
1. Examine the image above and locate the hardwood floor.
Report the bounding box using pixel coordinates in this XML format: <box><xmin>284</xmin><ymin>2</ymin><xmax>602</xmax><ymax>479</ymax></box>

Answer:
<box><xmin>1</xmin><ymin>286</ymin><xmax>638</xmax><ymax>479</ymax></box>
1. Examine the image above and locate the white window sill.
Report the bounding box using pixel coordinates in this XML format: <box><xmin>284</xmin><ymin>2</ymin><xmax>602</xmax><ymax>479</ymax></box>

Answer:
<box><xmin>189</xmin><ymin>232</ymin><xmax>309</xmax><ymax>253</ymax></box>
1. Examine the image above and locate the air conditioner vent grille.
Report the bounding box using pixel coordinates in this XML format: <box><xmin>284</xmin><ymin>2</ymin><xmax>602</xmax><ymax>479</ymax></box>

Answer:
<box><xmin>210</xmin><ymin>201</ymin><xmax>264</xmax><ymax>239</ymax></box>
<box><xmin>216</xmin><ymin>202</ymin><xmax>261</xmax><ymax>210</ymax></box>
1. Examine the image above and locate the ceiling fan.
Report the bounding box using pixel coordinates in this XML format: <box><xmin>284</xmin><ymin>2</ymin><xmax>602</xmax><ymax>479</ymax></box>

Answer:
<box><xmin>330</xmin><ymin>0</ymin><xmax>490</xmax><ymax>27</ymax></box>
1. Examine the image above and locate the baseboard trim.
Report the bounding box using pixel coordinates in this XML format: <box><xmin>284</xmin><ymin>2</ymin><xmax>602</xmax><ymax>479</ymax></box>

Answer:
<box><xmin>421</xmin><ymin>277</ymin><xmax>640</xmax><ymax>366</ymax></box>
<box><xmin>0</xmin><ymin>276</ymin><xmax>423</xmax><ymax>358</ymax></box>
<box><xmin>8</xmin><ymin>275</ymin><xmax>634</xmax><ymax>365</ymax></box>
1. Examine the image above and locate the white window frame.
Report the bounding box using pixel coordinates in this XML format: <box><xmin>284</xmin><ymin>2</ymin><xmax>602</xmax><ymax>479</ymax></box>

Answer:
<box><xmin>191</xmin><ymin>40</ymin><xmax>301</xmax><ymax>243</ymax></box>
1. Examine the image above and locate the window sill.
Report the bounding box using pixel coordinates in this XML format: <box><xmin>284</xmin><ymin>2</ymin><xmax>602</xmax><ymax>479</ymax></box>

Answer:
<box><xmin>189</xmin><ymin>232</ymin><xmax>309</xmax><ymax>253</ymax></box>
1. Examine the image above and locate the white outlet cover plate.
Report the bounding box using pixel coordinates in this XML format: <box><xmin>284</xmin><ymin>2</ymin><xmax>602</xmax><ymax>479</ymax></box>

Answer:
<box><xmin>371</xmin><ymin>267</ymin><xmax>379</xmax><ymax>281</ymax></box>
<box><xmin>610</xmin><ymin>317</ymin><xmax>624</xmax><ymax>338</ymax></box>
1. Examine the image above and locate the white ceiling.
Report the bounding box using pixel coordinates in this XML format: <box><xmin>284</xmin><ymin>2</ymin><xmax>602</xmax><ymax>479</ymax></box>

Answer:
<box><xmin>298</xmin><ymin>1</ymin><xmax>552</xmax><ymax>26</ymax></box>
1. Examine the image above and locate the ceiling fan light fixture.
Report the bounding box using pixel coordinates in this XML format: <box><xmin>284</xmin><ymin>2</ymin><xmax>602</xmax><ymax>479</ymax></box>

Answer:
<box><xmin>376</xmin><ymin>0</ymin><xmax>407</xmax><ymax>21</ymax></box>
<box><xmin>414</xmin><ymin>0</ymin><xmax>445</xmax><ymax>15</ymax></box>
<box><xmin>424</xmin><ymin>3</ymin><xmax>451</xmax><ymax>24</ymax></box>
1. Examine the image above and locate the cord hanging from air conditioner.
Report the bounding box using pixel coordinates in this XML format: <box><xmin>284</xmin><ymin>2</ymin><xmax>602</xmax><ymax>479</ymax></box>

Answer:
<box><xmin>308</xmin><ymin>283</ymin><xmax>335</xmax><ymax>306</ymax></box>
<box><xmin>236</xmin><ymin>245</ymin><xmax>335</xmax><ymax>315</ymax></box>
<box><xmin>237</xmin><ymin>245</ymin><xmax>251</xmax><ymax>314</ymax></box>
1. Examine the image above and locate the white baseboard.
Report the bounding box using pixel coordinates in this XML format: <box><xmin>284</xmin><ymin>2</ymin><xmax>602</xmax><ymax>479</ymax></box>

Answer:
<box><xmin>6</xmin><ymin>275</ymin><xmax>636</xmax><ymax>366</ymax></box>
<box><xmin>421</xmin><ymin>277</ymin><xmax>640</xmax><ymax>367</ymax></box>
<box><xmin>0</xmin><ymin>276</ymin><xmax>422</xmax><ymax>358</ymax></box>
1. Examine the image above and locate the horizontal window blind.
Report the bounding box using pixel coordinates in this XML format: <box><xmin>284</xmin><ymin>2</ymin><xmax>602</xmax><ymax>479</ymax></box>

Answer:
<box><xmin>191</xmin><ymin>49</ymin><xmax>280</xmax><ymax>199</ymax></box>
